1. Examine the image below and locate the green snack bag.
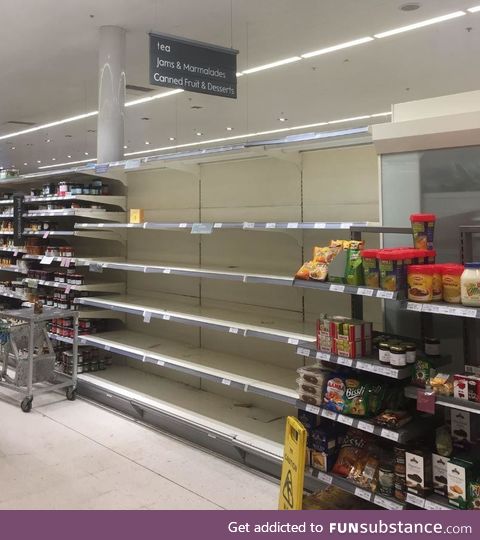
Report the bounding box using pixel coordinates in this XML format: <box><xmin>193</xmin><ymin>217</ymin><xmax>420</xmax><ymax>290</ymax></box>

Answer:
<box><xmin>367</xmin><ymin>383</ymin><xmax>386</xmax><ymax>417</ymax></box>
<box><xmin>345</xmin><ymin>241</ymin><xmax>365</xmax><ymax>286</ymax></box>
<box><xmin>343</xmin><ymin>377</ymin><xmax>370</xmax><ymax>416</ymax></box>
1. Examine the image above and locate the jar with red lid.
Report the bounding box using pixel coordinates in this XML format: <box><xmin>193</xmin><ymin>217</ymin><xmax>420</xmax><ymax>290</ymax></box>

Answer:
<box><xmin>378</xmin><ymin>250</ymin><xmax>405</xmax><ymax>292</ymax></box>
<box><xmin>407</xmin><ymin>265</ymin><xmax>434</xmax><ymax>302</ymax></box>
<box><xmin>361</xmin><ymin>249</ymin><xmax>380</xmax><ymax>288</ymax></box>
<box><xmin>410</xmin><ymin>213</ymin><xmax>436</xmax><ymax>250</ymax></box>
<box><xmin>441</xmin><ymin>264</ymin><xmax>463</xmax><ymax>303</ymax></box>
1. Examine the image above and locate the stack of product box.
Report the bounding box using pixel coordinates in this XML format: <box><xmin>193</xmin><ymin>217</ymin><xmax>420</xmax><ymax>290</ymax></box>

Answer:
<box><xmin>317</xmin><ymin>315</ymin><xmax>372</xmax><ymax>359</ymax></box>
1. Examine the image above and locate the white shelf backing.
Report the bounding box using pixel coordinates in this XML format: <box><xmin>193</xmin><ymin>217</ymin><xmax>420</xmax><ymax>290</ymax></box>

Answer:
<box><xmin>77</xmin><ymin>330</ymin><xmax>298</xmax><ymax>404</ymax></box>
<box><xmin>75</xmin><ymin>220</ymin><xmax>376</xmax><ymax>232</ymax></box>
<box><xmin>297</xmin><ymin>345</ymin><xmax>413</xmax><ymax>380</ymax></box>
<box><xmin>307</xmin><ymin>468</ymin><xmax>405</xmax><ymax>510</ymax></box>
<box><xmin>23</xmin><ymin>278</ymin><xmax>125</xmax><ymax>293</ymax></box>
<box><xmin>78</xmin><ymin>365</ymin><xmax>285</xmax><ymax>461</ymax></box>
<box><xmin>402</xmin><ymin>300</ymin><xmax>479</xmax><ymax>319</ymax></box>
<box><xmin>74</xmin><ymin>295</ymin><xmax>316</xmax><ymax>345</ymax></box>
<box><xmin>23</xmin><ymin>210</ymin><xmax>126</xmax><ymax>223</ymax></box>
<box><xmin>405</xmin><ymin>385</ymin><xmax>480</xmax><ymax>415</ymax></box>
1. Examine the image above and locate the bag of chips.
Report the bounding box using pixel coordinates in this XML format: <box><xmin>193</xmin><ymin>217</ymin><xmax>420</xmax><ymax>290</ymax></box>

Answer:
<box><xmin>332</xmin><ymin>428</ymin><xmax>370</xmax><ymax>477</ymax></box>
<box><xmin>323</xmin><ymin>375</ymin><xmax>346</xmax><ymax>413</ymax></box>
<box><xmin>343</xmin><ymin>377</ymin><xmax>370</xmax><ymax>417</ymax></box>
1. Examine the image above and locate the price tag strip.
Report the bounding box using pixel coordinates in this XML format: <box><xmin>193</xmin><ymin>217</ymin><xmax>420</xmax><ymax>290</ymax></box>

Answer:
<box><xmin>354</xmin><ymin>487</ymin><xmax>372</xmax><ymax>501</ymax></box>
<box><xmin>305</xmin><ymin>404</ymin><xmax>320</xmax><ymax>415</ymax></box>
<box><xmin>406</xmin><ymin>493</ymin><xmax>425</xmax><ymax>508</ymax></box>
<box><xmin>374</xmin><ymin>495</ymin><xmax>403</xmax><ymax>510</ymax></box>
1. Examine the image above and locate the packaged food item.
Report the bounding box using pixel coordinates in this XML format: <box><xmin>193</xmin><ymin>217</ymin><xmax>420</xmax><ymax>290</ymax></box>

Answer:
<box><xmin>410</xmin><ymin>213</ymin><xmax>436</xmax><ymax>250</ymax></box>
<box><xmin>378</xmin><ymin>462</ymin><xmax>395</xmax><ymax>497</ymax></box>
<box><xmin>129</xmin><ymin>209</ymin><xmax>144</xmax><ymax>224</ymax></box>
<box><xmin>311</xmin><ymin>450</ymin><xmax>336</xmax><ymax>472</ymax></box>
<box><xmin>299</xmin><ymin>392</ymin><xmax>323</xmax><ymax>406</ymax></box>
<box><xmin>461</xmin><ymin>263</ymin><xmax>480</xmax><ymax>306</ymax></box>
<box><xmin>329</xmin><ymin>318</ymin><xmax>371</xmax><ymax>340</ymax></box>
<box><xmin>343</xmin><ymin>378</ymin><xmax>370</xmax><ymax>417</ymax></box>
<box><xmin>310</xmin><ymin>425</ymin><xmax>339</xmax><ymax>454</ymax></box>
<box><xmin>441</xmin><ymin>264</ymin><xmax>463</xmax><ymax>304</ymax></box>
<box><xmin>430</xmin><ymin>373</ymin><xmax>453</xmax><ymax>396</ymax></box>
<box><xmin>405</xmin><ymin>449</ymin><xmax>432</xmax><ymax>496</ymax></box>
<box><xmin>402</xmin><ymin>342</ymin><xmax>416</xmax><ymax>365</ymax></box>
<box><xmin>407</xmin><ymin>265</ymin><xmax>433</xmax><ymax>302</ymax></box>
<box><xmin>296</xmin><ymin>378</ymin><xmax>325</xmax><ymax>397</ymax></box>
<box><xmin>448</xmin><ymin>457</ymin><xmax>475</xmax><ymax>509</ymax></box>
<box><xmin>323</xmin><ymin>376</ymin><xmax>346</xmax><ymax>413</ymax></box>
<box><xmin>431</xmin><ymin>265</ymin><xmax>443</xmax><ymax>301</ymax></box>
<box><xmin>468</xmin><ymin>478</ymin><xmax>480</xmax><ymax>510</ymax></box>
<box><xmin>451</xmin><ymin>410</ymin><xmax>480</xmax><ymax>449</ymax></box>
<box><xmin>435</xmin><ymin>425</ymin><xmax>453</xmax><ymax>457</ymax></box>
<box><xmin>424</xmin><ymin>337</ymin><xmax>440</xmax><ymax>357</ymax></box>
<box><xmin>361</xmin><ymin>249</ymin><xmax>380</xmax><ymax>288</ymax></box>
<box><xmin>412</xmin><ymin>357</ymin><xmax>436</xmax><ymax>387</ymax></box>
<box><xmin>295</xmin><ymin>261</ymin><xmax>328</xmax><ymax>281</ymax></box>
<box><xmin>394</xmin><ymin>446</ymin><xmax>407</xmax><ymax>502</ymax></box>
<box><xmin>313</xmin><ymin>245</ymin><xmax>342</xmax><ymax>264</ymax></box>
<box><xmin>350</xmin><ymin>454</ymin><xmax>380</xmax><ymax>492</ymax></box>
<box><xmin>374</xmin><ymin>410</ymin><xmax>412</xmax><ymax>429</ymax></box>
<box><xmin>432</xmin><ymin>454</ymin><xmax>450</xmax><ymax>496</ymax></box>
<box><xmin>454</xmin><ymin>374</ymin><xmax>480</xmax><ymax>402</ymax></box>
<box><xmin>389</xmin><ymin>344</ymin><xmax>407</xmax><ymax>367</ymax></box>
<box><xmin>297</xmin><ymin>366</ymin><xmax>330</xmax><ymax>386</ymax></box>
<box><xmin>332</xmin><ymin>428</ymin><xmax>370</xmax><ymax>477</ymax></box>
<box><xmin>378</xmin><ymin>341</ymin><xmax>391</xmax><ymax>365</ymax></box>
<box><xmin>317</xmin><ymin>331</ymin><xmax>333</xmax><ymax>354</ymax></box>
<box><xmin>335</xmin><ymin>338</ymin><xmax>370</xmax><ymax>359</ymax></box>
<box><xmin>378</xmin><ymin>251</ymin><xmax>405</xmax><ymax>292</ymax></box>
<box><xmin>367</xmin><ymin>383</ymin><xmax>386</xmax><ymax>417</ymax></box>
<box><xmin>344</xmin><ymin>240</ymin><xmax>365</xmax><ymax>286</ymax></box>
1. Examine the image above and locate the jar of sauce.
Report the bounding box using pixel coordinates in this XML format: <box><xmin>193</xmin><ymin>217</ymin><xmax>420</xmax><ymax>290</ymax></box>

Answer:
<box><xmin>461</xmin><ymin>263</ymin><xmax>480</xmax><ymax>307</ymax></box>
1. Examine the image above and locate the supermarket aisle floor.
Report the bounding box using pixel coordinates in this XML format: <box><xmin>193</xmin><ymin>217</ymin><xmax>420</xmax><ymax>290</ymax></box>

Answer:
<box><xmin>0</xmin><ymin>395</ymin><xmax>279</xmax><ymax>510</ymax></box>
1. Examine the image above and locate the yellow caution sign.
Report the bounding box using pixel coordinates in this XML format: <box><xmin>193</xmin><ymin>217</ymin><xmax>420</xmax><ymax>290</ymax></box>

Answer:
<box><xmin>278</xmin><ymin>416</ymin><xmax>307</xmax><ymax>510</ymax></box>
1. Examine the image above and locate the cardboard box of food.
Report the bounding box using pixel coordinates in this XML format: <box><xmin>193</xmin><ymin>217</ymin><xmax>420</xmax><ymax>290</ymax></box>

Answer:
<box><xmin>432</xmin><ymin>453</ymin><xmax>450</xmax><ymax>496</ymax></box>
<box><xmin>405</xmin><ymin>450</ymin><xmax>432</xmax><ymax>496</ymax></box>
<box><xmin>453</xmin><ymin>374</ymin><xmax>480</xmax><ymax>402</ymax></box>
<box><xmin>335</xmin><ymin>337</ymin><xmax>371</xmax><ymax>359</ymax></box>
<box><xmin>311</xmin><ymin>450</ymin><xmax>337</xmax><ymax>472</ymax></box>
<box><xmin>448</xmin><ymin>458</ymin><xmax>475</xmax><ymax>509</ymax></box>
<box><xmin>451</xmin><ymin>410</ymin><xmax>480</xmax><ymax>449</ymax></box>
<box><xmin>129</xmin><ymin>208</ymin><xmax>144</xmax><ymax>224</ymax></box>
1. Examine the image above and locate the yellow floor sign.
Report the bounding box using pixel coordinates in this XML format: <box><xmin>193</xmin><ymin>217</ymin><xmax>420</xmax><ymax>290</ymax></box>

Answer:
<box><xmin>278</xmin><ymin>416</ymin><xmax>307</xmax><ymax>510</ymax></box>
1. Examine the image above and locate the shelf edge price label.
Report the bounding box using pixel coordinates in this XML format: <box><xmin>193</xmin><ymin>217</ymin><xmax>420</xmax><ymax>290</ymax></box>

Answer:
<box><xmin>229</xmin><ymin>327</ymin><xmax>239</xmax><ymax>334</ymax></box>
<box><xmin>329</xmin><ymin>284</ymin><xmax>345</xmax><ymax>293</ymax></box>
<box><xmin>354</xmin><ymin>487</ymin><xmax>372</xmax><ymax>501</ymax></box>
<box><xmin>287</xmin><ymin>338</ymin><xmax>299</xmax><ymax>345</ymax></box>
<box><xmin>461</xmin><ymin>308</ymin><xmax>478</xmax><ymax>318</ymax></box>
<box><xmin>222</xmin><ymin>378</ymin><xmax>231</xmax><ymax>386</ymax></box>
<box><xmin>104</xmin><ymin>345</ymin><xmax>111</xmax><ymax>352</ymax></box>
<box><xmin>305</xmin><ymin>404</ymin><xmax>320</xmax><ymax>415</ymax></box>
<box><xmin>381</xmin><ymin>428</ymin><xmax>399</xmax><ymax>441</ymax></box>
<box><xmin>287</xmin><ymin>222</ymin><xmax>298</xmax><ymax>229</ymax></box>
<box><xmin>163</xmin><ymin>268</ymin><xmax>171</xmax><ymax>274</ymax></box>
<box><xmin>191</xmin><ymin>223</ymin><xmax>213</xmax><ymax>235</ymax></box>
<box><xmin>40</xmin><ymin>256</ymin><xmax>54</xmax><ymax>265</ymax></box>
<box><xmin>321</xmin><ymin>409</ymin><xmax>337</xmax><ymax>421</ymax></box>
<box><xmin>179</xmin><ymin>223</ymin><xmax>188</xmax><ymax>228</ymax></box>
<box><xmin>376</xmin><ymin>290</ymin><xmax>394</xmax><ymax>299</ymax></box>
<box><xmin>357</xmin><ymin>288</ymin><xmax>374</xmax><ymax>297</ymax></box>
<box><xmin>213</xmin><ymin>223</ymin><xmax>223</xmax><ymax>228</ymax></box>
<box><xmin>314</xmin><ymin>222</ymin><xmax>326</xmax><ymax>229</ymax></box>
<box><xmin>143</xmin><ymin>310</ymin><xmax>152</xmax><ymax>323</ymax></box>
<box><xmin>297</xmin><ymin>347</ymin><xmax>311</xmax><ymax>357</ymax></box>
<box><xmin>406</xmin><ymin>302</ymin><xmax>422</xmax><ymax>312</ymax></box>
<box><xmin>357</xmin><ymin>420</ymin><xmax>375</xmax><ymax>433</ymax></box>
<box><xmin>242</xmin><ymin>222</ymin><xmax>255</xmax><ymax>229</ymax></box>
<box><xmin>406</xmin><ymin>493</ymin><xmax>425</xmax><ymax>508</ymax></box>
<box><xmin>337</xmin><ymin>357</ymin><xmax>353</xmax><ymax>367</ymax></box>
<box><xmin>340</xmin><ymin>223</ymin><xmax>352</xmax><ymax>229</ymax></box>
<box><xmin>124</xmin><ymin>158</ymin><xmax>141</xmax><ymax>170</ymax></box>
<box><xmin>316</xmin><ymin>352</ymin><xmax>331</xmax><ymax>361</ymax></box>
<box><xmin>265</xmin><ymin>223</ymin><xmax>276</xmax><ymax>229</ymax></box>
<box><xmin>424</xmin><ymin>500</ymin><xmax>449</xmax><ymax>511</ymax></box>
<box><xmin>374</xmin><ymin>495</ymin><xmax>402</xmax><ymax>510</ymax></box>
<box><xmin>316</xmin><ymin>471</ymin><xmax>333</xmax><ymax>485</ymax></box>
<box><xmin>163</xmin><ymin>314</ymin><xmax>171</xmax><ymax>321</ymax></box>
<box><xmin>337</xmin><ymin>415</ymin><xmax>354</xmax><ymax>426</ymax></box>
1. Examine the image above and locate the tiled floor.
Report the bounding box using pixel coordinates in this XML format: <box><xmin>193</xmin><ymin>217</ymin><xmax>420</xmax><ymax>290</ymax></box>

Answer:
<box><xmin>0</xmin><ymin>394</ymin><xmax>279</xmax><ymax>509</ymax></box>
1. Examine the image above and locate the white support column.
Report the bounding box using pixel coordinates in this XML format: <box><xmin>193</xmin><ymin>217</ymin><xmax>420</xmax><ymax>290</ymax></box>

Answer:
<box><xmin>97</xmin><ymin>26</ymin><xmax>126</xmax><ymax>164</ymax></box>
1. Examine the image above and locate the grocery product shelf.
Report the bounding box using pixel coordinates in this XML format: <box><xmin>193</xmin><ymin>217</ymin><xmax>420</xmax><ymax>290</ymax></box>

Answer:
<box><xmin>22</xmin><ymin>254</ymin><xmax>91</xmax><ymax>266</ymax></box>
<box><xmin>77</xmin><ymin>364</ymin><xmax>285</xmax><ymax>463</ymax></box>
<box><xmin>294</xmin><ymin>279</ymin><xmax>402</xmax><ymax>299</ymax></box>
<box><xmin>405</xmin><ymin>492</ymin><xmax>452</xmax><ymax>510</ymax></box>
<box><xmin>307</xmin><ymin>468</ymin><xmax>405</xmax><ymax>510</ymax></box>
<box><xmin>404</xmin><ymin>385</ymin><xmax>480</xmax><ymax>415</ymax></box>
<box><xmin>23</xmin><ymin>194</ymin><xmax>127</xmax><ymax>209</ymax></box>
<box><xmin>23</xmin><ymin>278</ymin><xmax>125</xmax><ymax>293</ymax></box>
<box><xmin>296</xmin><ymin>400</ymin><xmax>423</xmax><ymax>443</ymax></box>
<box><xmin>75</xmin><ymin>221</ymin><xmax>378</xmax><ymax>232</ymax></box>
<box><xmin>22</xmin><ymin>230</ymin><xmax>125</xmax><ymax>243</ymax></box>
<box><xmin>0</xmin><ymin>246</ymin><xmax>27</xmax><ymax>254</ymax></box>
<box><xmin>401</xmin><ymin>300</ymin><xmax>479</xmax><ymax>319</ymax></box>
<box><xmin>23</xmin><ymin>210</ymin><xmax>126</xmax><ymax>222</ymax></box>
<box><xmin>47</xmin><ymin>332</ymin><xmax>74</xmax><ymax>344</ymax></box>
<box><xmin>296</xmin><ymin>344</ymin><xmax>413</xmax><ymax>380</ymax></box>
<box><xmin>0</xmin><ymin>231</ymin><xmax>13</xmax><ymax>236</ymax></box>
<box><xmin>74</xmin><ymin>295</ymin><xmax>316</xmax><ymax>345</ymax></box>
<box><xmin>77</xmin><ymin>330</ymin><xmax>298</xmax><ymax>404</ymax></box>
<box><xmin>0</xmin><ymin>265</ymin><xmax>25</xmax><ymax>274</ymax></box>
<box><xmin>0</xmin><ymin>289</ymin><xmax>28</xmax><ymax>301</ymax></box>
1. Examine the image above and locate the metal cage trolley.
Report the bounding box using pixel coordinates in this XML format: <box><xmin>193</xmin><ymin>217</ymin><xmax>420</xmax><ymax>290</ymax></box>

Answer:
<box><xmin>0</xmin><ymin>308</ymin><xmax>79</xmax><ymax>412</ymax></box>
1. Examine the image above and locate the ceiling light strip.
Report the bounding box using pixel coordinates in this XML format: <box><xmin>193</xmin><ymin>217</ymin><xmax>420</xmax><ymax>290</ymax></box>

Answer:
<box><xmin>37</xmin><ymin>111</ymin><xmax>391</xmax><ymax>168</ymax></box>
<box><xmin>467</xmin><ymin>5</ymin><xmax>480</xmax><ymax>12</ymax></box>
<box><xmin>241</xmin><ymin>56</ymin><xmax>301</xmax><ymax>74</ymax></box>
<box><xmin>301</xmin><ymin>37</ymin><xmax>374</xmax><ymax>58</ymax></box>
<box><xmin>374</xmin><ymin>10</ymin><xmax>466</xmax><ymax>39</ymax></box>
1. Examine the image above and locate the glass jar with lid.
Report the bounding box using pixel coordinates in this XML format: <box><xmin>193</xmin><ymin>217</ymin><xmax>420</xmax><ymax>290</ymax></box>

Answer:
<box><xmin>461</xmin><ymin>263</ymin><xmax>480</xmax><ymax>307</ymax></box>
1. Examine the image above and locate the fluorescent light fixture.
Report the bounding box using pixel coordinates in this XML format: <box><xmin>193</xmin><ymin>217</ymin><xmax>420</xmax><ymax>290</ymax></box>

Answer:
<box><xmin>38</xmin><ymin>158</ymin><xmax>95</xmax><ymax>170</ymax></box>
<box><xmin>468</xmin><ymin>5</ymin><xmax>480</xmax><ymax>12</ymax></box>
<box><xmin>241</xmin><ymin>56</ymin><xmax>301</xmax><ymax>75</ymax></box>
<box><xmin>370</xmin><ymin>111</ymin><xmax>392</xmax><ymax>117</ymax></box>
<box><xmin>169</xmin><ymin>137</ymin><xmax>176</xmax><ymax>141</ymax></box>
<box><xmin>328</xmin><ymin>115</ymin><xmax>371</xmax><ymax>124</ymax></box>
<box><xmin>236</xmin><ymin>72</ymin><xmax>243</xmax><ymax>77</ymax></box>
<box><xmin>374</xmin><ymin>10</ymin><xmax>465</xmax><ymax>38</ymax></box>
<box><xmin>125</xmin><ymin>88</ymin><xmax>184</xmax><ymax>107</ymax></box>
<box><xmin>23</xmin><ymin>162</ymin><xmax>28</xmax><ymax>166</ymax></box>
<box><xmin>301</xmin><ymin>37</ymin><xmax>374</xmax><ymax>59</ymax></box>
<box><xmin>0</xmin><ymin>111</ymin><xmax>98</xmax><ymax>142</ymax></box>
